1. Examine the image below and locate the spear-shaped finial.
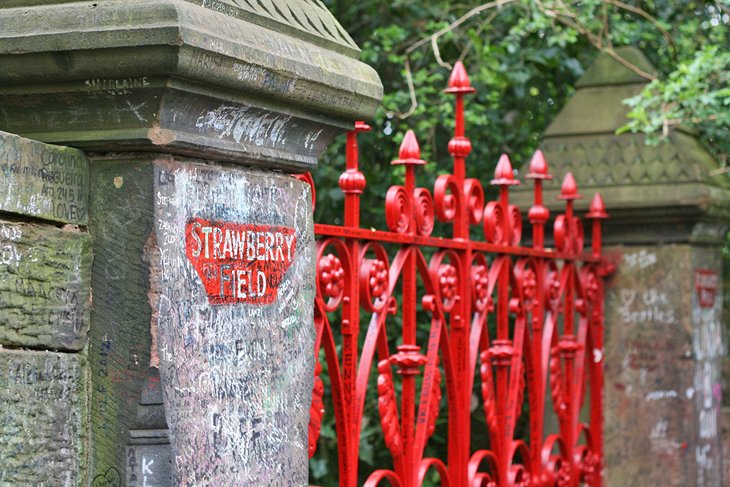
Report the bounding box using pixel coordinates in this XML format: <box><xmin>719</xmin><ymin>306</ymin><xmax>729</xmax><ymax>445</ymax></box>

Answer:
<box><xmin>445</xmin><ymin>61</ymin><xmax>476</xmax><ymax>94</ymax></box>
<box><xmin>587</xmin><ymin>192</ymin><xmax>609</xmax><ymax>259</ymax></box>
<box><xmin>526</xmin><ymin>150</ymin><xmax>552</xmax><ymax>250</ymax></box>
<box><xmin>557</xmin><ymin>172</ymin><xmax>582</xmax><ymax>200</ymax></box>
<box><xmin>392</xmin><ymin>130</ymin><xmax>425</xmax><ymax>166</ymax></box>
<box><xmin>586</xmin><ymin>193</ymin><xmax>608</xmax><ymax>219</ymax></box>
<box><xmin>526</xmin><ymin>149</ymin><xmax>552</xmax><ymax>180</ymax></box>
<box><xmin>491</xmin><ymin>154</ymin><xmax>520</xmax><ymax>186</ymax></box>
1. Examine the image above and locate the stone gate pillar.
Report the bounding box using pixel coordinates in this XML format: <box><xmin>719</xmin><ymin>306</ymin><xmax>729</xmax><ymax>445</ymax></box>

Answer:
<box><xmin>515</xmin><ymin>47</ymin><xmax>730</xmax><ymax>486</ymax></box>
<box><xmin>0</xmin><ymin>1</ymin><xmax>382</xmax><ymax>485</ymax></box>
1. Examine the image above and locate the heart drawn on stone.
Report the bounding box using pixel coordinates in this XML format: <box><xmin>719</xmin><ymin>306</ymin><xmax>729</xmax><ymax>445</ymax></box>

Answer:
<box><xmin>91</xmin><ymin>467</ymin><xmax>122</xmax><ymax>487</ymax></box>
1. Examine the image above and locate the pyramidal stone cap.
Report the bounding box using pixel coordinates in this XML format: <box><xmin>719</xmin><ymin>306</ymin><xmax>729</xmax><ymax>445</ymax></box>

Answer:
<box><xmin>0</xmin><ymin>0</ymin><xmax>383</xmax><ymax>171</ymax></box>
<box><xmin>511</xmin><ymin>46</ymin><xmax>730</xmax><ymax>245</ymax></box>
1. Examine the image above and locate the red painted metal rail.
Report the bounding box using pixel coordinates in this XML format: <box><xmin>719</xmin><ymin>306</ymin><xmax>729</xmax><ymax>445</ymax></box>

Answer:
<box><xmin>306</xmin><ymin>62</ymin><xmax>610</xmax><ymax>487</ymax></box>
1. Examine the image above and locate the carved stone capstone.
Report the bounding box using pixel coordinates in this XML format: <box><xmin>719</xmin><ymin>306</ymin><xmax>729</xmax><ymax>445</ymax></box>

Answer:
<box><xmin>0</xmin><ymin>0</ymin><xmax>383</xmax><ymax>171</ymax></box>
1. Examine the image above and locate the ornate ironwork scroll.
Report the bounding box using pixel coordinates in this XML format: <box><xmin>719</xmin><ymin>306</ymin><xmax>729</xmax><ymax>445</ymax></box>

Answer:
<box><xmin>307</xmin><ymin>62</ymin><xmax>610</xmax><ymax>487</ymax></box>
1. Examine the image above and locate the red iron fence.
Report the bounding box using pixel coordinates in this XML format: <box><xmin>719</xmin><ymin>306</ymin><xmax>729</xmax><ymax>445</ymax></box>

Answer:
<box><xmin>305</xmin><ymin>62</ymin><xmax>611</xmax><ymax>487</ymax></box>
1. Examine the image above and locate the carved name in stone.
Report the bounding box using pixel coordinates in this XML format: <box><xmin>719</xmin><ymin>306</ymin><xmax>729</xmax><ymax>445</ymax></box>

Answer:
<box><xmin>0</xmin><ymin>131</ymin><xmax>89</xmax><ymax>224</ymax></box>
<box><xmin>0</xmin><ymin>221</ymin><xmax>92</xmax><ymax>351</ymax></box>
<box><xmin>0</xmin><ymin>350</ymin><xmax>87</xmax><ymax>486</ymax></box>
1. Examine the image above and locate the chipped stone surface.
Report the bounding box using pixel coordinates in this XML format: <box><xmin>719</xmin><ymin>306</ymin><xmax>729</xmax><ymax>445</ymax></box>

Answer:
<box><xmin>605</xmin><ymin>245</ymin><xmax>724</xmax><ymax>486</ymax></box>
<box><xmin>0</xmin><ymin>349</ymin><xmax>87</xmax><ymax>486</ymax></box>
<box><xmin>0</xmin><ymin>220</ymin><xmax>92</xmax><ymax>351</ymax></box>
<box><xmin>0</xmin><ymin>131</ymin><xmax>89</xmax><ymax>224</ymax></box>
<box><xmin>151</xmin><ymin>160</ymin><xmax>314</xmax><ymax>486</ymax></box>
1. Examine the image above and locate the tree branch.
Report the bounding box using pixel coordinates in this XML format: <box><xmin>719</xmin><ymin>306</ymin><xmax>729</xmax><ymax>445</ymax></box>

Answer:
<box><xmin>601</xmin><ymin>0</ymin><xmax>677</xmax><ymax>57</ymax></box>
<box><xmin>459</xmin><ymin>9</ymin><xmax>500</xmax><ymax>61</ymax></box>
<box><xmin>538</xmin><ymin>3</ymin><xmax>659</xmax><ymax>80</ymax></box>
<box><xmin>405</xmin><ymin>0</ymin><xmax>517</xmax><ymax>55</ymax></box>
<box><xmin>388</xmin><ymin>55</ymin><xmax>420</xmax><ymax>119</ymax></box>
<box><xmin>432</xmin><ymin>35</ymin><xmax>452</xmax><ymax>70</ymax></box>
<box><xmin>391</xmin><ymin>0</ymin><xmax>672</xmax><ymax>118</ymax></box>
<box><xmin>391</xmin><ymin>0</ymin><xmax>517</xmax><ymax>118</ymax></box>
<box><xmin>603</xmin><ymin>47</ymin><xmax>659</xmax><ymax>80</ymax></box>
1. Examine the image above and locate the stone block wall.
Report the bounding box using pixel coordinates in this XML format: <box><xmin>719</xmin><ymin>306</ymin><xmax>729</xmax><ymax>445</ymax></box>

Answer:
<box><xmin>0</xmin><ymin>131</ymin><xmax>92</xmax><ymax>486</ymax></box>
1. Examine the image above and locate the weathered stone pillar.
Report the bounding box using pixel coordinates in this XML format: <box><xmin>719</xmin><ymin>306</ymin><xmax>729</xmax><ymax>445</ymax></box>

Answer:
<box><xmin>0</xmin><ymin>1</ymin><xmax>381</xmax><ymax>485</ymax></box>
<box><xmin>516</xmin><ymin>47</ymin><xmax>729</xmax><ymax>486</ymax></box>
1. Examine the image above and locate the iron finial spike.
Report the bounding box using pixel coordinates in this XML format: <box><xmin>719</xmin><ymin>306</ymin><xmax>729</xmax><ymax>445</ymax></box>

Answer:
<box><xmin>588</xmin><ymin>192</ymin><xmax>608</xmax><ymax>259</ymax></box>
<box><xmin>557</xmin><ymin>172</ymin><xmax>582</xmax><ymax>200</ymax></box>
<box><xmin>587</xmin><ymin>192</ymin><xmax>609</xmax><ymax>219</ymax></box>
<box><xmin>445</xmin><ymin>61</ymin><xmax>476</xmax><ymax>94</ymax></box>
<box><xmin>526</xmin><ymin>149</ymin><xmax>552</xmax><ymax>180</ymax></box>
<box><xmin>400</xmin><ymin>130</ymin><xmax>420</xmax><ymax>160</ymax></box>
<box><xmin>495</xmin><ymin>154</ymin><xmax>513</xmax><ymax>180</ymax></box>
<box><xmin>449</xmin><ymin>62</ymin><xmax>471</xmax><ymax>89</ymax></box>
<box><xmin>354</xmin><ymin>120</ymin><xmax>372</xmax><ymax>133</ymax></box>
<box><xmin>561</xmin><ymin>172</ymin><xmax>576</xmax><ymax>195</ymax></box>
<box><xmin>392</xmin><ymin>130</ymin><xmax>425</xmax><ymax>166</ymax></box>
<box><xmin>449</xmin><ymin>61</ymin><xmax>469</xmax><ymax>88</ymax></box>
<box><xmin>491</xmin><ymin>154</ymin><xmax>520</xmax><ymax>186</ymax></box>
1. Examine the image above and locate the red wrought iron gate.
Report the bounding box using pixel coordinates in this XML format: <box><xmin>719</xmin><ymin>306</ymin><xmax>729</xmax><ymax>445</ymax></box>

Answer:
<box><xmin>305</xmin><ymin>62</ymin><xmax>611</xmax><ymax>487</ymax></box>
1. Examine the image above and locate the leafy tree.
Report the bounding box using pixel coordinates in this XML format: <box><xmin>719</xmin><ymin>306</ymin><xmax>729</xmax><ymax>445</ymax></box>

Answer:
<box><xmin>310</xmin><ymin>1</ymin><xmax>729</xmax><ymax>484</ymax></box>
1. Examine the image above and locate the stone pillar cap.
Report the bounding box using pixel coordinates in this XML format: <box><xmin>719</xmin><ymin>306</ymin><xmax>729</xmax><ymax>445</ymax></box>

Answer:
<box><xmin>0</xmin><ymin>0</ymin><xmax>383</xmax><ymax>170</ymax></box>
<box><xmin>513</xmin><ymin>47</ymin><xmax>730</xmax><ymax>244</ymax></box>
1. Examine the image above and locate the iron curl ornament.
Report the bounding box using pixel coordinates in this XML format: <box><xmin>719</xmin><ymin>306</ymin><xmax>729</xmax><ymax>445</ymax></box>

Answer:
<box><xmin>305</xmin><ymin>61</ymin><xmax>611</xmax><ymax>487</ymax></box>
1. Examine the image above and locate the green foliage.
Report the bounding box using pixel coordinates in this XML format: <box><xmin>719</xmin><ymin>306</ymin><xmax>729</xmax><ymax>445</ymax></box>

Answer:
<box><xmin>621</xmin><ymin>45</ymin><xmax>730</xmax><ymax>163</ymax></box>
<box><xmin>617</xmin><ymin>2</ymin><xmax>730</xmax><ymax>165</ymax></box>
<box><xmin>310</xmin><ymin>1</ymin><xmax>729</xmax><ymax>484</ymax></box>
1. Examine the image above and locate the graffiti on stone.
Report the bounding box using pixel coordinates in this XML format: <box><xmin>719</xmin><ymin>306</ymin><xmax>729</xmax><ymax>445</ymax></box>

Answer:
<box><xmin>127</xmin><ymin>445</ymin><xmax>172</xmax><ymax>487</ymax></box>
<box><xmin>692</xmin><ymin>267</ymin><xmax>723</xmax><ymax>486</ymax></box>
<box><xmin>0</xmin><ymin>131</ymin><xmax>89</xmax><ymax>224</ymax></box>
<box><xmin>0</xmin><ymin>221</ymin><xmax>91</xmax><ymax>350</ymax></box>
<box><xmin>694</xmin><ymin>269</ymin><xmax>719</xmax><ymax>310</ymax></box>
<box><xmin>152</xmin><ymin>160</ymin><xmax>314</xmax><ymax>486</ymax></box>
<box><xmin>91</xmin><ymin>467</ymin><xmax>122</xmax><ymax>487</ymax></box>
<box><xmin>0</xmin><ymin>350</ymin><xmax>86</xmax><ymax>486</ymax></box>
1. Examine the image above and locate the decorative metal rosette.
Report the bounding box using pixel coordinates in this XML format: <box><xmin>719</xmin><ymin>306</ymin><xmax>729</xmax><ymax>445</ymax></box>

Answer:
<box><xmin>359</xmin><ymin>243</ymin><xmax>391</xmax><ymax>312</ymax></box>
<box><xmin>315</xmin><ymin>239</ymin><xmax>351</xmax><ymax>312</ymax></box>
<box><xmin>319</xmin><ymin>254</ymin><xmax>344</xmax><ymax>300</ymax></box>
<box><xmin>429</xmin><ymin>250</ymin><xmax>461</xmax><ymax>313</ymax></box>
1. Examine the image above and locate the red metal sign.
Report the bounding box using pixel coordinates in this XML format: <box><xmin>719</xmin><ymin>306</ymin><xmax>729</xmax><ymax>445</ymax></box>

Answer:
<box><xmin>185</xmin><ymin>218</ymin><xmax>296</xmax><ymax>305</ymax></box>
<box><xmin>306</xmin><ymin>61</ymin><xmax>611</xmax><ymax>487</ymax></box>
<box><xmin>695</xmin><ymin>269</ymin><xmax>719</xmax><ymax>309</ymax></box>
